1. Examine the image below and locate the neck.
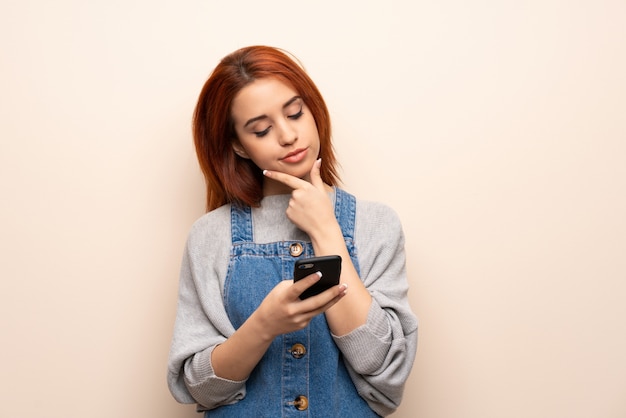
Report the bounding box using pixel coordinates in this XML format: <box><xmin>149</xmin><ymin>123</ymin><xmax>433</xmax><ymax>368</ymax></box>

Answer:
<box><xmin>262</xmin><ymin>178</ymin><xmax>293</xmax><ymax>196</ymax></box>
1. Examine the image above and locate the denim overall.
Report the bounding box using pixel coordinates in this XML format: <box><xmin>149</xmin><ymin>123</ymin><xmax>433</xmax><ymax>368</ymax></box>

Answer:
<box><xmin>207</xmin><ymin>189</ymin><xmax>379</xmax><ymax>417</ymax></box>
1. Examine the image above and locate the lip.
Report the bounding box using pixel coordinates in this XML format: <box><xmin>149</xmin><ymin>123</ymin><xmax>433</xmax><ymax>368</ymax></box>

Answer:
<box><xmin>280</xmin><ymin>147</ymin><xmax>308</xmax><ymax>163</ymax></box>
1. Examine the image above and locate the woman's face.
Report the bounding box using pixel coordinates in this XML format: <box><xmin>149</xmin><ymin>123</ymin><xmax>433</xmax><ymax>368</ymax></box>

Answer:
<box><xmin>230</xmin><ymin>78</ymin><xmax>321</xmax><ymax>195</ymax></box>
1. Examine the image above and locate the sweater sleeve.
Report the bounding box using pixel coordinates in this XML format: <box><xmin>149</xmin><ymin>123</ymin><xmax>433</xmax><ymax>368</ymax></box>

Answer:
<box><xmin>166</xmin><ymin>209</ymin><xmax>247</xmax><ymax>411</ymax></box>
<box><xmin>332</xmin><ymin>201</ymin><xmax>419</xmax><ymax>416</ymax></box>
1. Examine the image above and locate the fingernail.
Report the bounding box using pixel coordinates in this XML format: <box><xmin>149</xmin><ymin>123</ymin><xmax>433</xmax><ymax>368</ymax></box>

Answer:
<box><xmin>315</xmin><ymin>271</ymin><xmax>323</xmax><ymax>278</ymax></box>
<box><xmin>262</xmin><ymin>169</ymin><xmax>269</xmax><ymax>176</ymax></box>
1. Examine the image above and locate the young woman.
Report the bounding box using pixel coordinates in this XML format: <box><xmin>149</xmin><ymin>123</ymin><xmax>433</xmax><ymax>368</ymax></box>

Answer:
<box><xmin>167</xmin><ymin>45</ymin><xmax>418</xmax><ymax>417</ymax></box>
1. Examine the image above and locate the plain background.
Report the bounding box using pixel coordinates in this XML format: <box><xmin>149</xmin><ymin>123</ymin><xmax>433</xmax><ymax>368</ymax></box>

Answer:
<box><xmin>1</xmin><ymin>1</ymin><xmax>625</xmax><ymax>417</ymax></box>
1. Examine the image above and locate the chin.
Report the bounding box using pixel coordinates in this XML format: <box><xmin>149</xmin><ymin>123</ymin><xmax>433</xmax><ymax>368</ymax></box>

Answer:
<box><xmin>280</xmin><ymin>162</ymin><xmax>314</xmax><ymax>177</ymax></box>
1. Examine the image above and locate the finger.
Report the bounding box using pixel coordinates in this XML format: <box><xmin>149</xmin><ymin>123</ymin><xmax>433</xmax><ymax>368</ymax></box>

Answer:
<box><xmin>300</xmin><ymin>283</ymin><xmax>348</xmax><ymax>314</ymax></box>
<box><xmin>291</xmin><ymin>271</ymin><xmax>322</xmax><ymax>297</ymax></box>
<box><xmin>263</xmin><ymin>169</ymin><xmax>308</xmax><ymax>190</ymax></box>
<box><xmin>319</xmin><ymin>286</ymin><xmax>348</xmax><ymax>310</ymax></box>
<box><xmin>310</xmin><ymin>158</ymin><xmax>324</xmax><ymax>190</ymax></box>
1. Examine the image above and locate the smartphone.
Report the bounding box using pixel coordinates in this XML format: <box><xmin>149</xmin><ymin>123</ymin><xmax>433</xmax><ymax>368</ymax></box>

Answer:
<box><xmin>293</xmin><ymin>255</ymin><xmax>342</xmax><ymax>299</ymax></box>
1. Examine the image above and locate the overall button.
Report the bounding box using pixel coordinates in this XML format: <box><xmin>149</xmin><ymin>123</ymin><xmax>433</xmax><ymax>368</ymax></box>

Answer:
<box><xmin>289</xmin><ymin>243</ymin><xmax>303</xmax><ymax>257</ymax></box>
<box><xmin>290</xmin><ymin>343</ymin><xmax>306</xmax><ymax>359</ymax></box>
<box><xmin>294</xmin><ymin>395</ymin><xmax>309</xmax><ymax>411</ymax></box>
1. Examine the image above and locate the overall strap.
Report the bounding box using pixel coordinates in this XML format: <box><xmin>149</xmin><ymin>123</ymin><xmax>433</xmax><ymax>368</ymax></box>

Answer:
<box><xmin>334</xmin><ymin>188</ymin><xmax>357</xmax><ymax>242</ymax></box>
<box><xmin>229</xmin><ymin>189</ymin><xmax>356</xmax><ymax>244</ymax></box>
<box><xmin>230</xmin><ymin>204</ymin><xmax>253</xmax><ymax>244</ymax></box>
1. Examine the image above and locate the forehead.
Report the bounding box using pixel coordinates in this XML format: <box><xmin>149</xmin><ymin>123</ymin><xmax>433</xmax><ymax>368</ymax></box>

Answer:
<box><xmin>231</xmin><ymin>78</ymin><xmax>299</xmax><ymax>122</ymax></box>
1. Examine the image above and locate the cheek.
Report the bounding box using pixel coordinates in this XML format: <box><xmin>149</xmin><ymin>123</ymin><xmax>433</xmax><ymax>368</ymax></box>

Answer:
<box><xmin>304</xmin><ymin>117</ymin><xmax>320</xmax><ymax>138</ymax></box>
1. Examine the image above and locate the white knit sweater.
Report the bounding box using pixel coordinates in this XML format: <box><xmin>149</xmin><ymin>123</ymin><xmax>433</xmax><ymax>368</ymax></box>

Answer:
<box><xmin>167</xmin><ymin>189</ymin><xmax>418</xmax><ymax>416</ymax></box>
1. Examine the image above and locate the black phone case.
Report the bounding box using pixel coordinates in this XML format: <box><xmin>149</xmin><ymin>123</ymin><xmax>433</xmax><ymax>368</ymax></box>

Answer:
<box><xmin>294</xmin><ymin>255</ymin><xmax>342</xmax><ymax>299</ymax></box>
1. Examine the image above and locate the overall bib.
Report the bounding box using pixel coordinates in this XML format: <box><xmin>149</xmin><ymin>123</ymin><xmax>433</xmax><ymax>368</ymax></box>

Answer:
<box><xmin>206</xmin><ymin>189</ymin><xmax>379</xmax><ymax>417</ymax></box>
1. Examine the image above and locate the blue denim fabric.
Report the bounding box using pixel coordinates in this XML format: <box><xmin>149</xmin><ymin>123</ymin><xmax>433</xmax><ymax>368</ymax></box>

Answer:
<box><xmin>207</xmin><ymin>189</ymin><xmax>379</xmax><ymax>417</ymax></box>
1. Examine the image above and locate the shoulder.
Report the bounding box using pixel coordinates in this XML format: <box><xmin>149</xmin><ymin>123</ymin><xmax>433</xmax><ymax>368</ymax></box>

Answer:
<box><xmin>354</xmin><ymin>196</ymin><xmax>403</xmax><ymax>232</ymax></box>
<box><xmin>350</xmin><ymin>194</ymin><xmax>406</xmax><ymax>253</ymax></box>
<box><xmin>186</xmin><ymin>204</ymin><xmax>232</xmax><ymax>248</ymax></box>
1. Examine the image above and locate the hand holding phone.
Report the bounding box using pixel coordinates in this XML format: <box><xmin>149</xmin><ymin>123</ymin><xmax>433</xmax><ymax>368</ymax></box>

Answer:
<box><xmin>293</xmin><ymin>255</ymin><xmax>342</xmax><ymax>299</ymax></box>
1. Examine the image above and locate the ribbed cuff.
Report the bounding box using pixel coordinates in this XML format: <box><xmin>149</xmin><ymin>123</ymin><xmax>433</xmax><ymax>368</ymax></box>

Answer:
<box><xmin>332</xmin><ymin>300</ymin><xmax>392</xmax><ymax>374</ymax></box>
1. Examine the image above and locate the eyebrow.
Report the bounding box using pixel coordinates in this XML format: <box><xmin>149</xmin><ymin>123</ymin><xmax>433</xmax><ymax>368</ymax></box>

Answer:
<box><xmin>243</xmin><ymin>96</ymin><xmax>302</xmax><ymax>128</ymax></box>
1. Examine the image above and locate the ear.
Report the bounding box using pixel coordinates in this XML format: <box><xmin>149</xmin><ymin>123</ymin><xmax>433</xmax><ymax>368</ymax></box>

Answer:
<box><xmin>231</xmin><ymin>139</ymin><xmax>250</xmax><ymax>159</ymax></box>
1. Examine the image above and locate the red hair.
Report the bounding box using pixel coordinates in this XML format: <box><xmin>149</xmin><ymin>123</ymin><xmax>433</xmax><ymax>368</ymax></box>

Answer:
<box><xmin>193</xmin><ymin>45</ymin><xmax>340</xmax><ymax>211</ymax></box>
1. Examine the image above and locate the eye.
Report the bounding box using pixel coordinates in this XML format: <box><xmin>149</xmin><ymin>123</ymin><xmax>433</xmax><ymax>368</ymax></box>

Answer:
<box><xmin>254</xmin><ymin>127</ymin><xmax>271</xmax><ymax>137</ymax></box>
<box><xmin>288</xmin><ymin>109</ymin><xmax>303</xmax><ymax>120</ymax></box>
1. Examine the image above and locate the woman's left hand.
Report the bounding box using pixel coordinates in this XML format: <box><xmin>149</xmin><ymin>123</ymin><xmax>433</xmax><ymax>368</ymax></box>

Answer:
<box><xmin>263</xmin><ymin>159</ymin><xmax>336</xmax><ymax>236</ymax></box>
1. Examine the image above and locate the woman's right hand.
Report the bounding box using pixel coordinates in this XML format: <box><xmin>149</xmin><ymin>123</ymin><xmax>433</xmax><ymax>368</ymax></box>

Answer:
<box><xmin>211</xmin><ymin>273</ymin><xmax>346</xmax><ymax>381</ymax></box>
<box><xmin>252</xmin><ymin>273</ymin><xmax>348</xmax><ymax>339</ymax></box>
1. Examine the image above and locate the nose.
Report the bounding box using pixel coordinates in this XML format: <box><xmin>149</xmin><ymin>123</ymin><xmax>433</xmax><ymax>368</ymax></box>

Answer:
<box><xmin>276</xmin><ymin>119</ymin><xmax>297</xmax><ymax>146</ymax></box>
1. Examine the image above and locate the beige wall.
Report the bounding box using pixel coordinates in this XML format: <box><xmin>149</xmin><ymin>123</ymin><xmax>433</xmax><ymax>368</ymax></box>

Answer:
<box><xmin>1</xmin><ymin>1</ymin><xmax>624</xmax><ymax>417</ymax></box>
